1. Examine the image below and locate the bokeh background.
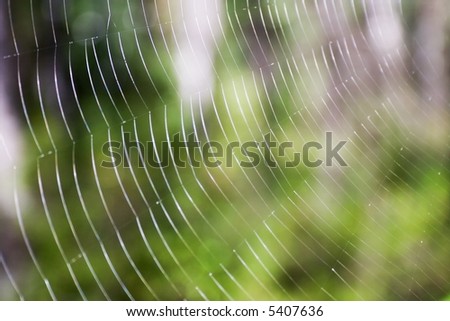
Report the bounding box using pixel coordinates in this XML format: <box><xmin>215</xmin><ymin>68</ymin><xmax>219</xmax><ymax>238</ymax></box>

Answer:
<box><xmin>0</xmin><ymin>0</ymin><xmax>449</xmax><ymax>300</ymax></box>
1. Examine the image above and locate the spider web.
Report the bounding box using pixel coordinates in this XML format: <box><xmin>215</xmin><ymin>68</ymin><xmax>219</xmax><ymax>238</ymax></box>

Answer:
<box><xmin>0</xmin><ymin>0</ymin><xmax>449</xmax><ymax>300</ymax></box>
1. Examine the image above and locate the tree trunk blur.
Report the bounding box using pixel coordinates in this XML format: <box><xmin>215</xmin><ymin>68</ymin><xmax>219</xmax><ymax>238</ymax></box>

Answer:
<box><xmin>0</xmin><ymin>1</ymin><xmax>24</xmax><ymax>220</ymax></box>
<box><xmin>0</xmin><ymin>0</ymin><xmax>26</xmax><ymax>299</ymax></box>
<box><xmin>414</xmin><ymin>0</ymin><xmax>449</xmax><ymax>114</ymax></box>
<box><xmin>156</xmin><ymin>0</ymin><xmax>224</xmax><ymax>113</ymax></box>
<box><xmin>318</xmin><ymin>0</ymin><xmax>404</xmax><ymax>131</ymax></box>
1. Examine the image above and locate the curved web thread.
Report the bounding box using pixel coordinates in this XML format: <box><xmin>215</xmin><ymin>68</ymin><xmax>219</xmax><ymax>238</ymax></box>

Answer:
<box><xmin>0</xmin><ymin>0</ymin><xmax>448</xmax><ymax>300</ymax></box>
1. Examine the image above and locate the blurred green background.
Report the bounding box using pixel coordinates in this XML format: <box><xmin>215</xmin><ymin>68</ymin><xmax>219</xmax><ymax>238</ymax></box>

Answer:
<box><xmin>0</xmin><ymin>0</ymin><xmax>449</xmax><ymax>300</ymax></box>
